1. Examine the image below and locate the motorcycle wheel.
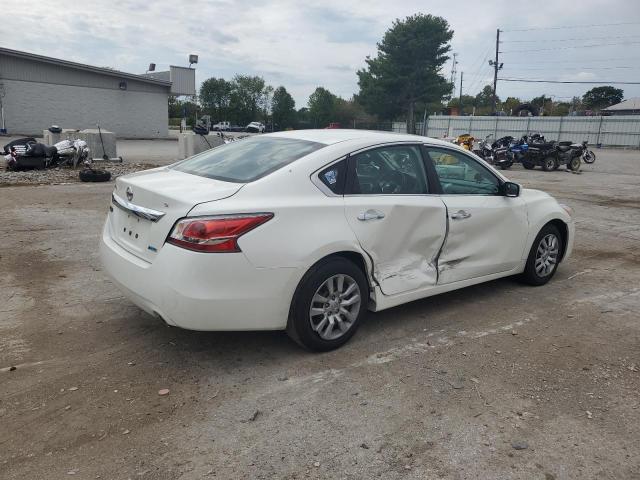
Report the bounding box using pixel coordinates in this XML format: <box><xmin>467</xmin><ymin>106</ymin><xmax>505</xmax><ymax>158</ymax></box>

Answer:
<box><xmin>499</xmin><ymin>162</ymin><xmax>512</xmax><ymax>170</ymax></box>
<box><xmin>568</xmin><ymin>157</ymin><xmax>581</xmax><ymax>171</ymax></box>
<box><xmin>522</xmin><ymin>161</ymin><xmax>535</xmax><ymax>170</ymax></box>
<box><xmin>583</xmin><ymin>150</ymin><xmax>596</xmax><ymax>164</ymax></box>
<box><xmin>542</xmin><ymin>157</ymin><xmax>558</xmax><ymax>171</ymax></box>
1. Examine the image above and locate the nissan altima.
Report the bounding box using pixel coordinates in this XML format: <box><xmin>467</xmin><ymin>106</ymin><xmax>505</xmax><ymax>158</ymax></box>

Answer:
<box><xmin>100</xmin><ymin>130</ymin><xmax>574</xmax><ymax>351</ymax></box>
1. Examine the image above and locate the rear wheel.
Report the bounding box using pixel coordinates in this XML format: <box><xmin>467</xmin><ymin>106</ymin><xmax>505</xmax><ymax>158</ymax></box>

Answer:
<box><xmin>522</xmin><ymin>161</ymin><xmax>535</xmax><ymax>170</ymax></box>
<box><xmin>521</xmin><ymin>224</ymin><xmax>563</xmax><ymax>286</ymax></box>
<box><xmin>287</xmin><ymin>257</ymin><xmax>368</xmax><ymax>351</ymax></box>
<box><xmin>542</xmin><ymin>156</ymin><xmax>558</xmax><ymax>171</ymax></box>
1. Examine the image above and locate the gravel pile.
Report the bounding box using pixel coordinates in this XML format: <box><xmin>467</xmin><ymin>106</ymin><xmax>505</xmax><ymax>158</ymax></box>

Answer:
<box><xmin>0</xmin><ymin>163</ymin><xmax>156</xmax><ymax>186</ymax></box>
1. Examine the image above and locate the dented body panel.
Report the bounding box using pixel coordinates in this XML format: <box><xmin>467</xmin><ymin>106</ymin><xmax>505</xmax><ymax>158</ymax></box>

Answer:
<box><xmin>344</xmin><ymin>196</ymin><xmax>446</xmax><ymax>295</ymax></box>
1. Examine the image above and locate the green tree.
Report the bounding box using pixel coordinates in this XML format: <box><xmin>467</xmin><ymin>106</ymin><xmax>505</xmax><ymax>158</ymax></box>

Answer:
<box><xmin>357</xmin><ymin>14</ymin><xmax>453</xmax><ymax>132</ymax></box>
<box><xmin>296</xmin><ymin>107</ymin><xmax>313</xmax><ymax>129</ymax></box>
<box><xmin>271</xmin><ymin>86</ymin><xmax>296</xmax><ymax>130</ymax></box>
<box><xmin>502</xmin><ymin>97</ymin><xmax>521</xmax><ymax>115</ymax></box>
<box><xmin>531</xmin><ymin>95</ymin><xmax>554</xmax><ymax>115</ymax></box>
<box><xmin>199</xmin><ymin>77</ymin><xmax>232</xmax><ymax>121</ymax></box>
<box><xmin>582</xmin><ymin>86</ymin><xmax>624</xmax><ymax>111</ymax></box>
<box><xmin>447</xmin><ymin>94</ymin><xmax>476</xmax><ymax>109</ymax></box>
<box><xmin>308</xmin><ymin>87</ymin><xmax>337</xmax><ymax>127</ymax></box>
<box><xmin>475</xmin><ymin>85</ymin><xmax>497</xmax><ymax>108</ymax></box>
<box><xmin>228</xmin><ymin>75</ymin><xmax>269</xmax><ymax>125</ymax></box>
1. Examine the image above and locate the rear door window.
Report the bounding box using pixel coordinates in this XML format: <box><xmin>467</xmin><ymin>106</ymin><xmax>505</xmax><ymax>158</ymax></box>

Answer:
<box><xmin>346</xmin><ymin>145</ymin><xmax>429</xmax><ymax>195</ymax></box>
<box><xmin>172</xmin><ymin>136</ymin><xmax>325</xmax><ymax>183</ymax></box>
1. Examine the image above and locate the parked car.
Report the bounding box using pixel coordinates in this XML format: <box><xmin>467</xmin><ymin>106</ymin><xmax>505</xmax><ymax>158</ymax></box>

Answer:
<box><xmin>325</xmin><ymin>122</ymin><xmax>341</xmax><ymax>129</ymax></box>
<box><xmin>211</xmin><ymin>121</ymin><xmax>230</xmax><ymax>131</ymax></box>
<box><xmin>100</xmin><ymin>130</ymin><xmax>575</xmax><ymax>351</ymax></box>
<box><xmin>245</xmin><ymin>122</ymin><xmax>265</xmax><ymax>133</ymax></box>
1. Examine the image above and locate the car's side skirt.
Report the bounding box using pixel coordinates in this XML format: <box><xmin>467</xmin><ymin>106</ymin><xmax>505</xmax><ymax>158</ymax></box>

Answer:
<box><xmin>370</xmin><ymin>264</ymin><xmax>525</xmax><ymax>312</ymax></box>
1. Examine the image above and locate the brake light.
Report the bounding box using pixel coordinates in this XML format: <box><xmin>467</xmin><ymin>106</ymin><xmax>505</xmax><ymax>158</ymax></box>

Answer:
<box><xmin>167</xmin><ymin>213</ymin><xmax>273</xmax><ymax>252</ymax></box>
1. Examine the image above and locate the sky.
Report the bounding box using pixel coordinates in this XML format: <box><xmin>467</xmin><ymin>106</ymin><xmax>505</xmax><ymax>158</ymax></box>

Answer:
<box><xmin>3</xmin><ymin>0</ymin><xmax>640</xmax><ymax>109</ymax></box>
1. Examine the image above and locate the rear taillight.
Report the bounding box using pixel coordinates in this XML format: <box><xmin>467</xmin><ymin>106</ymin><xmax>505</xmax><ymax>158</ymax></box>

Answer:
<box><xmin>166</xmin><ymin>213</ymin><xmax>273</xmax><ymax>253</ymax></box>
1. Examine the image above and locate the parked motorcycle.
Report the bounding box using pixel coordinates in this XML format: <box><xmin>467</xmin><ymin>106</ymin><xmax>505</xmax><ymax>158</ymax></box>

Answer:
<box><xmin>580</xmin><ymin>141</ymin><xmax>596</xmax><ymax>164</ymax></box>
<box><xmin>473</xmin><ymin>134</ymin><xmax>495</xmax><ymax>163</ymax></box>
<box><xmin>477</xmin><ymin>135</ymin><xmax>516</xmax><ymax>170</ymax></box>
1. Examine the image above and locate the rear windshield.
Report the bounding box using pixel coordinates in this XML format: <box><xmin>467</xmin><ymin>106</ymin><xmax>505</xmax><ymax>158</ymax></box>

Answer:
<box><xmin>171</xmin><ymin>136</ymin><xmax>325</xmax><ymax>183</ymax></box>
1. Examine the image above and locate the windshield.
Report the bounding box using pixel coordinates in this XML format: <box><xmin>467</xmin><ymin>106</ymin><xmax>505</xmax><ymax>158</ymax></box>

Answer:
<box><xmin>171</xmin><ymin>136</ymin><xmax>325</xmax><ymax>183</ymax></box>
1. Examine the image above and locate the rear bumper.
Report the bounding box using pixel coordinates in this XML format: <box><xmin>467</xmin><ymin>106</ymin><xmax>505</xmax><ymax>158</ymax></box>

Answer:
<box><xmin>100</xmin><ymin>221</ymin><xmax>299</xmax><ymax>331</ymax></box>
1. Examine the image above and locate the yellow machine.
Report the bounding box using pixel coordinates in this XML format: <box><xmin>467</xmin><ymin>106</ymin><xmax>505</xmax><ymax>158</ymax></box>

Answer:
<box><xmin>455</xmin><ymin>133</ymin><xmax>475</xmax><ymax>150</ymax></box>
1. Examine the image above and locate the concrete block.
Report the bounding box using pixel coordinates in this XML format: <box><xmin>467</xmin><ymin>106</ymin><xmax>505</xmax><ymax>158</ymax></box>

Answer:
<box><xmin>62</xmin><ymin>129</ymin><xmax>118</xmax><ymax>159</ymax></box>
<box><xmin>178</xmin><ymin>133</ymin><xmax>224</xmax><ymax>159</ymax></box>
<box><xmin>43</xmin><ymin>128</ymin><xmax>80</xmax><ymax>145</ymax></box>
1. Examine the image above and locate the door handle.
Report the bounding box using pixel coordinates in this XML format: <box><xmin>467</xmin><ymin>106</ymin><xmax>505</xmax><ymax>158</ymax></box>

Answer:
<box><xmin>450</xmin><ymin>210</ymin><xmax>471</xmax><ymax>220</ymax></box>
<box><xmin>358</xmin><ymin>209</ymin><xmax>385</xmax><ymax>221</ymax></box>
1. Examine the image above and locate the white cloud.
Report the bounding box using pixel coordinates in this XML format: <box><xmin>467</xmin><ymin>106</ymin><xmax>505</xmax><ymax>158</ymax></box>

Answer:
<box><xmin>3</xmin><ymin>0</ymin><xmax>640</xmax><ymax>107</ymax></box>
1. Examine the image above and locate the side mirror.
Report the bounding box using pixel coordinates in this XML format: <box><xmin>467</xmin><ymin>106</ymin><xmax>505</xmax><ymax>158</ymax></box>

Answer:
<box><xmin>502</xmin><ymin>181</ymin><xmax>520</xmax><ymax>197</ymax></box>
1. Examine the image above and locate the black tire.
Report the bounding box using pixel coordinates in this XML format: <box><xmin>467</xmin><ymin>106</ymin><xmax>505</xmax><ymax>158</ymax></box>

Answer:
<box><xmin>567</xmin><ymin>156</ymin><xmax>581</xmax><ymax>171</ymax></box>
<box><xmin>520</xmin><ymin>224</ymin><xmax>563</xmax><ymax>286</ymax></box>
<box><xmin>79</xmin><ymin>169</ymin><xmax>112</xmax><ymax>182</ymax></box>
<box><xmin>542</xmin><ymin>156</ymin><xmax>558</xmax><ymax>171</ymax></box>
<box><xmin>583</xmin><ymin>150</ymin><xmax>596</xmax><ymax>164</ymax></box>
<box><xmin>522</xmin><ymin>161</ymin><xmax>535</xmax><ymax>170</ymax></box>
<box><xmin>499</xmin><ymin>162</ymin><xmax>512</xmax><ymax>170</ymax></box>
<box><xmin>287</xmin><ymin>257</ymin><xmax>368</xmax><ymax>352</ymax></box>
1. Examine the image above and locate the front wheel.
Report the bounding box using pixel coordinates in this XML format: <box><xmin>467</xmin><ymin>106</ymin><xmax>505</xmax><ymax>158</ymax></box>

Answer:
<box><xmin>567</xmin><ymin>156</ymin><xmax>581</xmax><ymax>171</ymax></box>
<box><xmin>520</xmin><ymin>224</ymin><xmax>563</xmax><ymax>286</ymax></box>
<box><xmin>583</xmin><ymin>150</ymin><xmax>596</xmax><ymax>164</ymax></box>
<box><xmin>287</xmin><ymin>258</ymin><xmax>368</xmax><ymax>351</ymax></box>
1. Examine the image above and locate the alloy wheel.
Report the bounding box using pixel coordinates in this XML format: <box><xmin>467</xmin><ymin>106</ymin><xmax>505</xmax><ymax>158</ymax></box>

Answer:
<box><xmin>309</xmin><ymin>274</ymin><xmax>361</xmax><ymax>340</ymax></box>
<box><xmin>535</xmin><ymin>233</ymin><xmax>559</xmax><ymax>277</ymax></box>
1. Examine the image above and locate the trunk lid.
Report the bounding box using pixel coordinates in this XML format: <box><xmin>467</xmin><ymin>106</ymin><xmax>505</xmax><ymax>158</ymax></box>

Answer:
<box><xmin>108</xmin><ymin>167</ymin><xmax>243</xmax><ymax>262</ymax></box>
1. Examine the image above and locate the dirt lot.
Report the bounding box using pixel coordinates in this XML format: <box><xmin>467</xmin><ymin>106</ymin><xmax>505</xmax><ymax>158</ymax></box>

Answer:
<box><xmin>1</xmin><ymin>149</ymin><xmax>639</xmax><ymax>479</ymax></box>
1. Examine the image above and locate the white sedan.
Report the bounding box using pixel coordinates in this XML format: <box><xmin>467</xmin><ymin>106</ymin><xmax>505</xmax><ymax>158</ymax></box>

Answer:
<box><xmin>100</xmin><ymin>130</ymin><xmax>574</xmax><ymax>351</ymax></box>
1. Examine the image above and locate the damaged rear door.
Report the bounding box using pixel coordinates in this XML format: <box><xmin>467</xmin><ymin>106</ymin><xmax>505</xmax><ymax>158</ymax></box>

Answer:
<box><xmin>343</xmin><ymin>144</ymin><xmax>447</xmax><ymax>296</ymax></box>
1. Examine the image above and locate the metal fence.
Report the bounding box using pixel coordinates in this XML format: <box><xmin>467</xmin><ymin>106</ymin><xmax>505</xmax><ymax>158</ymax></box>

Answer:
<box><xmin>419</xmin><ymin>115</ymin><xmax>640</xmax><ymax>147</ymax></box>
<box><xmin>352</xmin><ymin>116</ymin><xmax>640</xmax><ymax>147</ymax></box>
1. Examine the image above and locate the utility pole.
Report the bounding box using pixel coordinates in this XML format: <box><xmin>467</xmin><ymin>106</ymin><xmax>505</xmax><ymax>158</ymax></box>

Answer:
<box><xmin>459</xmin><ymin>71</ymin><xmax>464</xmax><ymax>116</ymax></box>
<box><xmin>489</xmin><ymin>28</ymin><xmax>503</xmax><ymax>114</ymax></box>
<box><xmin>449</xmin><ymin>53</ymin><xmax>458</xmax><ymax>98</ymax></box>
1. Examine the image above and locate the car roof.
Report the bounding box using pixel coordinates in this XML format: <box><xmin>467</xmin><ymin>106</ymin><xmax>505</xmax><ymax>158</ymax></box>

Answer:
<box><xmin>266</xmin><ymin>129</ymin><xmax>454</xmax><ymax>147</ymax></box>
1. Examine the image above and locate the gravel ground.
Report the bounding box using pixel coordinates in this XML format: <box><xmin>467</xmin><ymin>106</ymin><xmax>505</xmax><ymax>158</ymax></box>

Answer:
<box><xmin>0</xmin><ymin>163</ymin><xmax>156</xmax><ymax>186</ymax></box>
<box><xmin>1</xmin><ymin>149</ymin><xmax>639</xmax><ymax>480</ymax></box>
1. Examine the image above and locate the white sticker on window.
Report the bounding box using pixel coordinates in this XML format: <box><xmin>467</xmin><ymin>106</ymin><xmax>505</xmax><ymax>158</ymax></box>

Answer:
<box><xmin>324</xmin><ymin>169</ymin><xmax>338</xmax><ymax>185</ymax></box>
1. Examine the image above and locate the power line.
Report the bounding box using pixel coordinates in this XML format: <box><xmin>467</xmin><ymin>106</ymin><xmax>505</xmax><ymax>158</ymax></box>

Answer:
<box><xmin>499</xmin><ymin>78</ymin><xmax>640</xmax><ymax>85</ymax></box>
<box><xmin>506</xmin><ymin>57</ymin><xmax>640</xmax><ymax>65</ymax></box>
<box><xmin>502</xmin><ymin>40</ymin><xmax>640</xmax><ymax>53</ymax></box>
<box><xmin>465</xmin><ymin>46</ymin><xmax>494</xmax><ymax>94</ymax></box>
<box><xmin>504</xmin><ymin>65</ymin><xmax>640</xmax><ymax>71</ymax></box>
<box><xmin>502</xmin><ymin>21</ymin><xmax>640</xmax><ymax>32</ymax></box>
<box><xmin>504</xmin><ymin>34</ymin><xmax>640</xmax><ymax>43</ymax></box>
